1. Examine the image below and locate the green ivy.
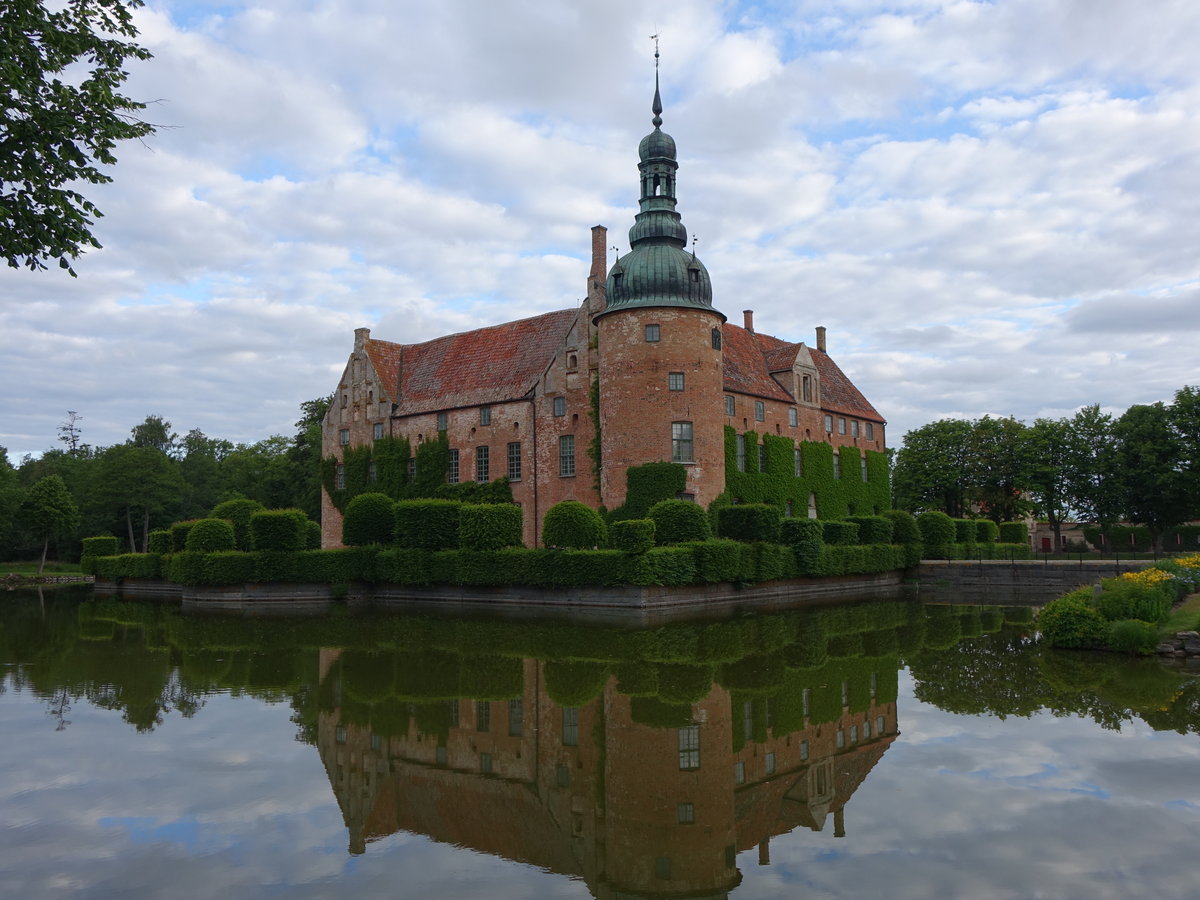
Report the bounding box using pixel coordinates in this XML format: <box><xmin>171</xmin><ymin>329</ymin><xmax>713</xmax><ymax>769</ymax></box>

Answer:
<box><xmin>587</xmin><ymin>375</ymin><xmax>602</xmax><ymax>494</ymax></box>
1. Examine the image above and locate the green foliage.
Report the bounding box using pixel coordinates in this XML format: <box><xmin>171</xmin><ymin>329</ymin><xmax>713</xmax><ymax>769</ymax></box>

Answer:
<box><xmin>847</xmin><ymin>515</ymin><xmax>893</xmax><ymax>544</ymax></box>
<box><xmin>169</xmin><ymin>519</ymin><xmax>200</xmax><ymax>552</ymax></box>
<box><xmin>648</xmin><ymin>499</ymin><xmax>710</xmax><ymax>544</ymax></box>
<box><xmin>395</xmin><ymin>500</ymin><xmax>461</xmax><ymax>550</ymax></box>
<box><xmin>954</xmin><ymin>519</ymin><xmax>977</xmax><ymax>545</ymax></box>
<box><xmin>305</xmin><ymin>519</ymin><xmax>321</xmax><ymax>550</ymax></box>
<box><xmin>975</xmin><ymin>519</ymin><xmax>999</xmax><ymax>542</ymax></box>
<box><xmin>81</xmin><ymin>535</ymin><xmax>118</xmax><ymax>558</ymax></box>
<box><xmin>19</xmin><ymin>474</ymin><xmax>80</xmax><ymax>570</ymax></box>
<box><xmin>655</xmin><ymin>663</ymin><xmax>714</xmax><ymax>703</ymax></box>
<box><xmin>146</xmin><ymin>529</ymin><xmax>171</xmax><ymax>554</ymax></box>
<box><xmin>342</xmin><ymin>493</ymin><xmax>396</xmax><ymax>546</ymax></box>
<box><xmin>780</xmin><ymin>518</ymin><xmax>823</xmax><ymax>575</ymax></box>
<box><xmin>543</xmin><ymin>500</ymin><xmax>607</xmax><ymax>549</ymax></box>
<box><xmin>184</xmin><ymin>518</ymin><xmax>236</xmax><ymax>553</ymax></box>
<box><xmin>434</xmin><ymin>477</ymin><xmax>512</xmax><ymax>504</ymax></box>
<box><xmin>209</xmin><ymin>498</ymin><xmax>265</xmax><ymax>550</ymax></box>
<box><xmin>716</xmin><ymin>504</ymin><xmax>781</xmax><ymax>543</ymax></box>
<box><xmin>917</xmin><ymin>511</ymin><xmax>956</xmax><ymax>557</ymax></box>
<box><xmin>248</xmin><ymin>509</ymin><xmax>309</xmax><ymax>552</ymax></box>
<box><xmin>458</xmin><ymin>503</ymin><xmax>523</xmax><ymax>550</ymax></box>
<box><xmin>1038</xmin><ymin>591</ymin><xmax>1108</xmax><ymax>648</ymax></box>
<box><xmin>630</xmin><ymin>696</ymin><xmax>694</xmax><ymax>728</ymax></box>
<box><xmin>1094</xmin><ymin>577</ymin><xmax>1173</xmax><ymax>624</ymax></box>
<box><xmin>822</xmin><ymin>520</ymin><xmax>860</xmax><ymax>546</ymax></box>
<box><xmin>412</xmin><ymin>432</ymin><xmax>450</xmax><ymax>496</ymax></box>
<box><xmin>1106</xmin><ymin>619</ymin><xmax>1159</xmax><ymax>656</ymax></box>
<box><xmin>587</xmin><ymin>375</ymin><xmax>602</xmax><ymax>493</ymax></box>
<box><xmin>882</xmin><ymin>509</ymin><xmax>921</xmax><ymax>553</ymax></box>
<box><xmin>91</xmin><ymin>552</ymin><xmax>161</xmax><ymax>579</ymax></box>
<box><xmin>630</xmin><ymin>546</ymin><xmax>697</xmax><ymax>585</ymax></box>
<box><xmin>2</xmin><ymin>0</ymin><xmax>154</xmax><ymax>275</ymax></box>
<box><xmin>688</xmin><ymin>538</ymin><xmax>754</xmax><ymax>582</ymax></box>
<box><xmin>202</xmin><ymin>551</ymin><xmax>256</xmax><ymax>585</ymax></box>
<box><xmin>611</xmin><ymin>461</ymin><xmax>687</xmax><ymax>521</ymax></box>
<box><xmin>544</xmin><ymin>660</ymin><xmax>609</xmax><ymax>707</ymax></box>
<box><xmin>609</xmin><ymin>519</ymin><xmax>655</xmax><ymax>554</ymax></box>
<box><xmin>998</xmin><ymin>521</ymin><xmax>1028</xmax><ymax>544</ymax></box>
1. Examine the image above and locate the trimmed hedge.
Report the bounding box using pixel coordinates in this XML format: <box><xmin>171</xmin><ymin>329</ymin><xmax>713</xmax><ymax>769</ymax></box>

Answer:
<box><xmin>975</xmin><ymin>519</ymin><xmax>999</xmax><ymax>543</ymax></box>
<box><xmin>917</xmin><ymin>511</ymin><xmax>956</xmax><ymax>558</ymax></box>
<box><xmin>882</xmin><ymin>509</ymin><xmax>921</xmax><ymax>544</ymax></box>
<box><xmin>648</xmin><ymin>499</ymin><xmax>711</xmax><ymax>544</ymax></box>
<box><xmin>82</xmin><ymin>536</ymin><xmax>119</xmax><ymax>558</ymax></box>
<box><xmin>305</xmin><ymin>519</ymin><xmax>322</xmax><ymax>550</ymax></box>
<box><xmin>395</xmin><ymin>499</ymin><xmax>462</xmax><ymax>550</ymax></box>
<box><xmin>458</xmin><ymin>503</ymin><xmax>523</xmax><ymax>550</ymax></box>
<box><xmin>250</xmin><ymin>509</ymin><xmax>310</xmax><ymax>552</ymax></box>
<box><xmin>953</xmin><ymin>519</ymin><xmax>977</xmax><ymax>545</ymax></box>
<box><xmin>147</xmin><ymin>530</ymin><xmax>171</xmax><ymax>554</ymax></box>
<box><xmin>209</xmin><ymin>499</ymin><xmax>266</xmax><ymax>550</ymax></box>
<box><xmin>822</xmin><ymin>521</ymin><xmax>860</xmax><ymax>546</ymax></box>
<box><xmin>717</xmin><ymin>504</ymin><xmax>781</xmax><ymax>543</ymax></box>
<box><xmin>170</xmin><ymin>519</ymin><xmax>202</xmax><ymax>552</ymax></box>
<box><xmin>185</xmin><ymin>518</ymin><xmax>237</xmax><ymax>553</ymax></box>
<box><xmin>91</xmin><ymin>553</ymin><xmax>162</xmax><ymax>579</ymax></box>
<box><xmin>688</xmin><ymin>538</ymin><xmax>755</xmax><ymax>583</ymax></box>
<box><xmin>998</xmin><ymin>521</ymin><xmax>1028</xmax><ymax>544</ymax></box>
<box><xmin>343</xmin><ymin>493</ymin><xmax>396</xmax><ymax>546</ymax></box>
<box><xmin>609</xmin><ymin>519</ymin><xmax>655</xmax><ymax>554</ymax></box>
<box><xmin>542</xmin><ymin>500</ymin><xmax>607</xmax><ymax>549</ymax></box>
<box><xmin>631</xmin><ymin>546</ymin><xmax>697</xmax><ymax>585</ymax></box>
<box><xmin>1038</xmin><ymin>589</ymin><xmax>1107</xmax><ymax>648</ymax></box>
<box><xmin>847</xmin><ymin>516</ymin><xmax>893</xmax><ymax>544</ymax></box>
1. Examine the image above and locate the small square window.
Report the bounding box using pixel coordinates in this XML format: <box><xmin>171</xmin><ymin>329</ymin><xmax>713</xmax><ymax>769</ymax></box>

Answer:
<box><xmin>373</xmin><ymin>422</ymin><xmax>384</xmax><ymax>440</ymax></box>
<box><xmin>677</xmin><ymin>802</ymin><xmax>695</xmax><ymax>825</ymax></box>
<box><xmin>552</xmin><ymin>396</ymin><xmax>566</xmax><ymax>416</ymax></box>
<box><xmin>338</xmin><ymin>428</ymin><xmax>350</xmax><ymax>446</ymax></box>
<box><xmin>479</xmin><ymin>406</ymin><xmax>492</xmax><ymax>426</ymax></box>
<box><xmin>645</xmin><ymin>323</ymin><xmax>660</xmax><ymax>342</ymax></box>
<box><xmin>437</xmin><ymin>412</ymin><xmax>447</xmax><ymax>431</ymax></box>
<box><xmin>788</xmin><ymin>408</ymin><xmax>798</xmax><ymax>427</ymax></box>
<box><xmin>754</xmin><ymin>401</ymin><xmax>765</xmax><ymax>422</ymax></box>
<box><xmin>724</xmin><ymin>395</ymin><xmax>735</xmax><ymax>416</ymax></box>
<box><xmin>668</xmin><ymin>372</ymin><xmax>685</xmax><ymax>391</ymax></box>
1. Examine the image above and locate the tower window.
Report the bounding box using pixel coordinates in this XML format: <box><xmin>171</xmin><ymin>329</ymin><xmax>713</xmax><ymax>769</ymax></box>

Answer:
<box><xmin>645</xmin><ymin>323</ymin><xmax>660</xmax><ymax>342</ymax></box>
<box><xmin>559</xmin><ymin>435</ymin><xmax>575</xmax><ymax>476</ymax></box>
<box><xmin>711</xmin><ymin>327</ymin><xmax>721</xmax><ymax>350</ymax></box>
<box><xmin>671</xmin><ymin>422</ymin><xmax>694</xmax><ymax>462</ymax></box>
<box><xmin>690</xmin><ymin>268</ymin><xmax>699</xmax><ymax>283</ymax></box>
<box><xmin>668</xmin><ymin>372</ymin><xmax>684</xmax><ymax>391</ymax></box>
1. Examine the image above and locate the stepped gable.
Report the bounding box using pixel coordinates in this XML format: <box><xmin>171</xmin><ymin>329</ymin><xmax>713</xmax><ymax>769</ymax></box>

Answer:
<box><xmin>720</xmin><ymin>323</ymin><xmax>794</xmax><ymax>403</ymax></box>
<box><xmin>810</xmin><ymin>347</ymin><xmax>884</xmax><ymax>422</ymax></box>
<box><xmin>368</xmin><ymin>308</ymin><xmax>579</xmax><ymax>416</ymax></box>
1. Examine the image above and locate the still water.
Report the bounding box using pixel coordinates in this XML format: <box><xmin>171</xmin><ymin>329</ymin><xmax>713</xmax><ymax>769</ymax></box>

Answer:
<box><xmin>1</xmin><ymin>587</ymin><xmax>1198</xmax><ymax>900</ymax></box>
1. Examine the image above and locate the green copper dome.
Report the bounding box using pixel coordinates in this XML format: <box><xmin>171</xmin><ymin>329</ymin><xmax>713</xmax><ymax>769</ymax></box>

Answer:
<box><xmin>597</xmin><ymin>69</ymin><xmax>723</xmax><ymax>322</ymax></box>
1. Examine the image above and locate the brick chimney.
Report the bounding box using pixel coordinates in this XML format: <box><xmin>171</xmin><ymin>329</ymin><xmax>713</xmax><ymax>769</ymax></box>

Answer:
<box><xmin>815</xmin><ymin>326</ymin><xmax>826</xmax><ymax>352</ymax></box>
<box><xmin>743</xmin><ymin>309</ymin><xmax>754</xmax><ymax>332</ymax></box>
<box><xmin>590</xmin><ymin>225</ymin><xmax>607</xmax><ymax>283</ymax></box>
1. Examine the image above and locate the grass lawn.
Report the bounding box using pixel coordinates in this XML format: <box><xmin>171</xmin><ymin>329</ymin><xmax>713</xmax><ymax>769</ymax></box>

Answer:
<box><xmin>0</xmin><ymin>561</ymin><xmax>83</xmax><ymax>577</ymax></box>
<box><xmin>1161</xmin><ymin>592</ymin><xmax>1200</xmax><ymax>636</ymax></box>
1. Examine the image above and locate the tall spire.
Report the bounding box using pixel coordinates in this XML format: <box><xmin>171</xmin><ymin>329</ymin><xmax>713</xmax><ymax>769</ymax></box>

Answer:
<box><xmin>651</xmin><ymin>34</ymin><xmax>663</xmax><ymax>127</ymax></box>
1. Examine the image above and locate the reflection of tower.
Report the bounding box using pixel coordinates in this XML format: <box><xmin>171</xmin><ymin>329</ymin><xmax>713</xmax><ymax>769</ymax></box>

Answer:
<box><xmin>595</xmin><ymin>55</ymin><xmax>727</xmax><ymax>510</ymax></box>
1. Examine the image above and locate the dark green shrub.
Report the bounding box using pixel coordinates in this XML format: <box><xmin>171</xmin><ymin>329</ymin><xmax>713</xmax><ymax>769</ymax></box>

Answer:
<box><xmin>82</xmin><ymin>535</ymin><xmax>119</xmax><ymax>558</ymax></box>
<box><xmin>612</xmin><ymin>461</ymin><xmax>688</xmax><ymax>520</ymax></box>
<box><xmin>185</xmin><ymin>518</ymin><xmax>236</xmax><ymax>553</ymax></box>
<box><xmin>458</xmin><ymin>503</ymin><xmax>523</xmax><ymax>550</ymax></box>
<box><xmin>917</xmin><ymin>511</ymin><xmax>956</xmax><ymax>557</ymax></box>
<box><xmin>542</xmin><ymin>500</ymin><xmax>606</xmax><ymax>549</ymax></box>
<box><xmin>998</xmin><ymin>521</ymin><xmax>1028</xmax><ymax>544</ymax></box>
<box><xmin>544</xmin><ymin>660</ymin><xmax>609</xmax><ymax>706</ymax></box>
<box><xmin>975</xmin><ymin>519</ymin><xmax>999</xmax><ymax>543</ymax></box>
<box><xmin>166</xmin><ymin>551</ymin><xmax>206</xmax><ymax>585</ymax></box>
<box><xmin>1038</xmin><ymin>590</ymin><xmax>1107</xmax><ymax>648</ymax></box>
<box><xmin>210</xmin><ymin>499</ymin><xmax>266</xmax><ymax>550</ymax></box>
<box><xmin>688</xmin><ymin>539</ymin><xmax>753</xmax><ymax>582</ymax></box>
<box><xmin>882</xmin><ymin>509</ymin><xmax>921</xmax><ymax>544</ymax></box>
<box><xmin>305</xmin><ymin>519</ymin><xmax>321</xmax><ymax>549</ymax></box>
<box><xmin>609</xmin><ymin>519</ymin><xmax>655</xmax><ymax>553</ymax></box>
<box><xmin>1106</xmin><ymin>619</ymin><xmax>1158</xmax><ymax>656</ymax></box>
<box><xmin>784</xmin><ymin>621</ymin><xmax>827</xmax><ymax>669</ymax></box>
<box><xmin>648</xmin><ymin>499</ymin><xmax>710</xmax><ymax>544</ymax></box>
<box><xmin>395</xmin><ymin>500</ymin><xmax>462</xmax><ymax>550</ymax></box>
<box><xmin>343</xmin><ymin>493</ymin><xmax>396</xmax><ymax>546</ymax></box>
<box><xmin>630</xmin><ymin>696</ymin><xmax>694</xmax><ymax>728</ymax></box>
<box><xmin>923</xmin><ymin>606</ymin><xmax>963</xmax><ymax>649</ymax></box>
<box><xmin>94</xmin><ymin>552</ymin><xmax>162</xmax><ymax>579</ymax></box>
<box><xmin>146</xmin><ymin>530</ymin><xmax>171</xmax><ymax>554</ymax></box>
<box><xmin>631</xmin><ymin>546</ymin><xmax>697</xmax><ymax>585</ymax></box>
<box><xmin>250</xmin><ymin>509</ymin><xmax>310</xmax><ymax>551</ymax></box>
<box><xmin>202</xmin><ymin>551</ymin><xmax>256</xmax><ymax>585</ymax></box>
<box><xmin>170</xmin><ymin>519</ymin><xmax>202</xmax><ymax>552</ymax></box>
<box><xmin>954</xmin><ymin>519</ymin><xmax>977</xmax><ymax>545</ymax></box>
<box><xmin>752</xmin><ymin>542</ymin><xmax>795</xmax><ymax>581</ymax></box>
<box><xmin>822</xmin><ymin>521</ymin><xmax>860</xmax><ymax>546</ymax></box>
<box><xmin>253</xmin><ymin>551</ymin><xmax>301</xmax><ymax>583</ymax></box>
<box><xmin>655</xmin><ymin>663</ymin><xmax>714</xmax><ymax>703</ymax></box>
<box><xmin>716</xmin><ymin>504</ymin><xmax>781</xmax><ymax>543</ymax></box>
<box><xmin>780</xmin><ymin>518</ymin><xmax>823</xmax><ymax>575</ymax></box>
<box><xmin>862</xmin><ymin>628</ymin><xmax>900</xmax><ymax>657</ymax></box>
<box><xmin>847</xmin><ymin>516</ymin><xmax>893</xmax><ymax>544</ymax></box>
<box><xmin>375</xmin><ymin>548</ymin><xmax>434</xmax><ymax>585</ymax></box>
<box><xmin>459</xmin><ymin>655</ymin><xmax>523</xmax><ymax>699</ymax></box>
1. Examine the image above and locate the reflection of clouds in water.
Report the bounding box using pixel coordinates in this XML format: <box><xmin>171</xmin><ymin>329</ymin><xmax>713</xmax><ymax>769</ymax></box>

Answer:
<box><xmin>731</xmin><ymin>670</ymin><xmax>1200</xmax><ymax>900</ymax></box>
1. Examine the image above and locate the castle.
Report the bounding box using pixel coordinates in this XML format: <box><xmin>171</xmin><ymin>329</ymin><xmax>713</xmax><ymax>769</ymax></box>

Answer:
<box><xmin>322</xmin><ymin>72</ymin><xmax>886</xmax><ymax>549</ymax></box>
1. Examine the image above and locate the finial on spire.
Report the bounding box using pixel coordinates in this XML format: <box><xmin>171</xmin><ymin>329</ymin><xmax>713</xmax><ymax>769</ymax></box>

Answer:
<box><xmin>650</xmin><ymin>33</ymin><xmax>663</xmax><ymax>127</ymax></box>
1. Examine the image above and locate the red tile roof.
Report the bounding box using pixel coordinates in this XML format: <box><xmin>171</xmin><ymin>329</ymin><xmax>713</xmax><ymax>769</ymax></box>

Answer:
<box><xmin>720</xmin><ymin>324</ymin><xmax>795</xmax><ymax>403</ymax></box>
<box><xmin>811</xmin><ymin>347</ymin><xmax>884</xmax><ymax>422</ymax></box>
<box><xmin>367</xmin><ymin>308</ymin><xmax>579</xmax><ymax>415</ymax></box>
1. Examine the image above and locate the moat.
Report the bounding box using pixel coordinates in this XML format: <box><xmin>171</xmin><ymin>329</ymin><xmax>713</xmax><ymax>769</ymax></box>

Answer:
<box><xmin>2</xmin><ymin>586</ymin><xmax>1198</xmax><ymax>899</ymax></box>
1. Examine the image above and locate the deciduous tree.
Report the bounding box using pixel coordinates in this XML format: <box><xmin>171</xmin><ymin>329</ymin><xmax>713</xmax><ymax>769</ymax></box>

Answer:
<box><xmin>18</xmin><ymin>474</ymin><xmax>80</xmax><ymax>572</ymax></box>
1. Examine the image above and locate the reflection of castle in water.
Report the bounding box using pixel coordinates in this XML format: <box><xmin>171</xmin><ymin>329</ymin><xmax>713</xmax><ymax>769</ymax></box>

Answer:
<box><xmin>315</xmin><ymin>649</ymin><xmax>898</xmax><ymax>898</ymax></box>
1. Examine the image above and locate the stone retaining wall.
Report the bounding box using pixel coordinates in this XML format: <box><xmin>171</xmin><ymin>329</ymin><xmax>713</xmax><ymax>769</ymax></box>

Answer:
<box><xmin>914</xmin><ymin>559</ymin><xmax>1154</xmax><ymax>603</ymax></box>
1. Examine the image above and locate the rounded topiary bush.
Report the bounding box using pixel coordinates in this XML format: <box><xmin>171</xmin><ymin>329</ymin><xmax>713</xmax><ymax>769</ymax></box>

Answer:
<box><xmin>847</xmin><ymin>516</ymin><xmax>893</xmax><ymax>544</ymax></box>
<box><xmin>975</xmin><ymin>519</ymin><xmax>1000</xmax><ymax>543</ymax></box>
<box><xmin>81</xmin><ymin>535</ymin><xmax>120</xmax><ymax>558</ymax></box>
<box><xmin>954</xmin><ymin>518</ymin><xmax>977</xmax><ymax>544</ymax></box>
<box><xmin>610</xmin><ymin>519</ymin><xmax>655</xmax><ymax>553</ymax></box>
<box><xmin>998</xmin><ymin>521</ymin><xmax>1029</xmax><ymax>544</ymax></box>
<box><xmin>146</xmin><ymin>529</ymin><xmax>171</xmax><ymax>554</ymax></box>
<box><xmin>210</xmin><ymin>499</ymin><xmax>266</xmax><ymax>550</ymax></box>
<box><xmin>305</xmin><ymin>519</ymin><xmax>322</xmax><ymax>549</ymax></box>
<box><xmin>459</xmin><ymin>503</ymin><xmax>523</xmax><ymax>550</ymax></box>
<box><xmin>882</xmin><ymin>509</ymin><xmax>921</xmax><ymax>544</ymax></box>
<box><xmin>249</xmin><ymin>509</ymin><xmax>310</xmax><ymax>551</ymax></box>
<box><xmin>170</xmin><ymin>519</ymin><xmax>202</xmax><ymax>552</ymax></box>
<box><xmin>185</xmin><ymin>518</ymin><xmax>236</xmax><ymax>553</ymax></box>
<box><xmin>542</xmin><ymin>500</ymin><xmax>607</xmax><ymax>549</ymax></box>
<box><xmin>342</xmin><ymin>493</ymin><xmax>396</xmax><ymax>546</ymax></box>
<box><xmin>648</xmin><ymin>499</ymin><xmax>710</xmax><ymax>545</ymax></box>
<box><xmin>917</xmin><ymin>511</ymin><xmax>956</xmax><ymax>558</ymax></box>
<box><xmin>1037</xmin><ymin>590</ymin><xmax>1107</xmax><ymax>648</ymax></box>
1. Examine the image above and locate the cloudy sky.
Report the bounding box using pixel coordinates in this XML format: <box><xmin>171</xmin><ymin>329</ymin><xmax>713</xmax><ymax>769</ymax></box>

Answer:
<box><xmin>3</xmin><ymin>0</ymin><xmax>1198</xmax><ymax>460</ymax></box>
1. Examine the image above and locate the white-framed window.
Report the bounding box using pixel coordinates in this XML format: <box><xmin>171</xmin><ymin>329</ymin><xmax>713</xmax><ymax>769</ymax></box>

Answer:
<box><xmin>671</xmin><ymin>422</ymin><xmax>693</xmax><ymax>462</ymax></box>
<box><xmin>824</xmin><ymin>415</ymin><xmax>833</xmax><ymax>433</ymax></box>
<box><xmin>373</xmin><ymin>422</ymin><xmax>384</xmax><ymax>440</ymax></box>
<box><xmin>338</xmin><ymin>428</ymin><xmax>350</xmax><ymax>446</ymax></box>
<box><xmin>479</xmin><ymin>406</ymin><xmax>492</xmax><ymax>426</ymax></box>
<box><xmin>677</xmin><ymin>802</ymin><xmax>695</xmax><ymax>824</ymax></box>
<box><xmin>724</xmin><ymin>395</ymin><xmax>735</xmax><ymax>416</ymax></box>
<box><xmin>834</xmin><ymin>454</ymin><xmax>841</xmax><ymax>479</ymax></box>
<box><xmin>668</xmin><ymin>372</ymin><xmax>685</xmax><ymax>391</ymax></box>
<box><xmin>508</xmin><ymin>442</ymin><xmax>522</xmax><ymax>481</ymax></box>
<box><xmin>877</xmin><ymin>715</ymin><xmax>886</xmax><ymax>733</ymax></box>
<box><xmin>836</xmin><ymin>729</ymin><xmax>845</xmax><ymax>748</ymax></box>
<box><xmin>553</xmin><ymin>396</ymin><xmax>566</xmax><ymax>416</ymax></box>
<box><xmin>448</xmin><ymin>449</ymin><xmax>459</xmax><ymax>483</ymax></box>
<box><xmin>645</xmin><ymin>323</ymin><xmax>660</xmax><ymax>342</ymax></box>
<box><xmin>368</xmin><ymin>462</ymin><xmax>377</xmax><ymax>483</ymax></box>
<box><xmin>800</xmin><ymin>739</ymin><xmax>809</xmax><ymax>761</ymax></box>
<box><xmin>559</xmin><ymin>435</ymin><xmax>575</xmax><ymax>476</ymax></box>
<box><xmin>838</xmin><ymin>417</ymin><xmax>846</xmax><ymax>434</ymax></box>
<box><xmin>788</xmin><ymin>407</ymin><xmax>798</xmax><ymax>427</ymax></box>
<box><xmin>757</xmin><ymin>443</ymin><xmax>766</xmax><ymax>471</ymax></box>
<box><xmin>754</xmin><ymin>400</ymin><xmax>765</xmax><ymax>421</ymax></box>
<box><xmin>475</xmin><ymin>445</ymin><xmax>489</xmax><ymax>482</ymax></box>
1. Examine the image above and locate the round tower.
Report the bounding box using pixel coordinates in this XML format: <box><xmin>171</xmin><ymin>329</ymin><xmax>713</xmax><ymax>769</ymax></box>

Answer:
<box><xmin>595</xmin><ymin>58</ymin><xmax>727</xmax><ymax>511</ymax></box>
